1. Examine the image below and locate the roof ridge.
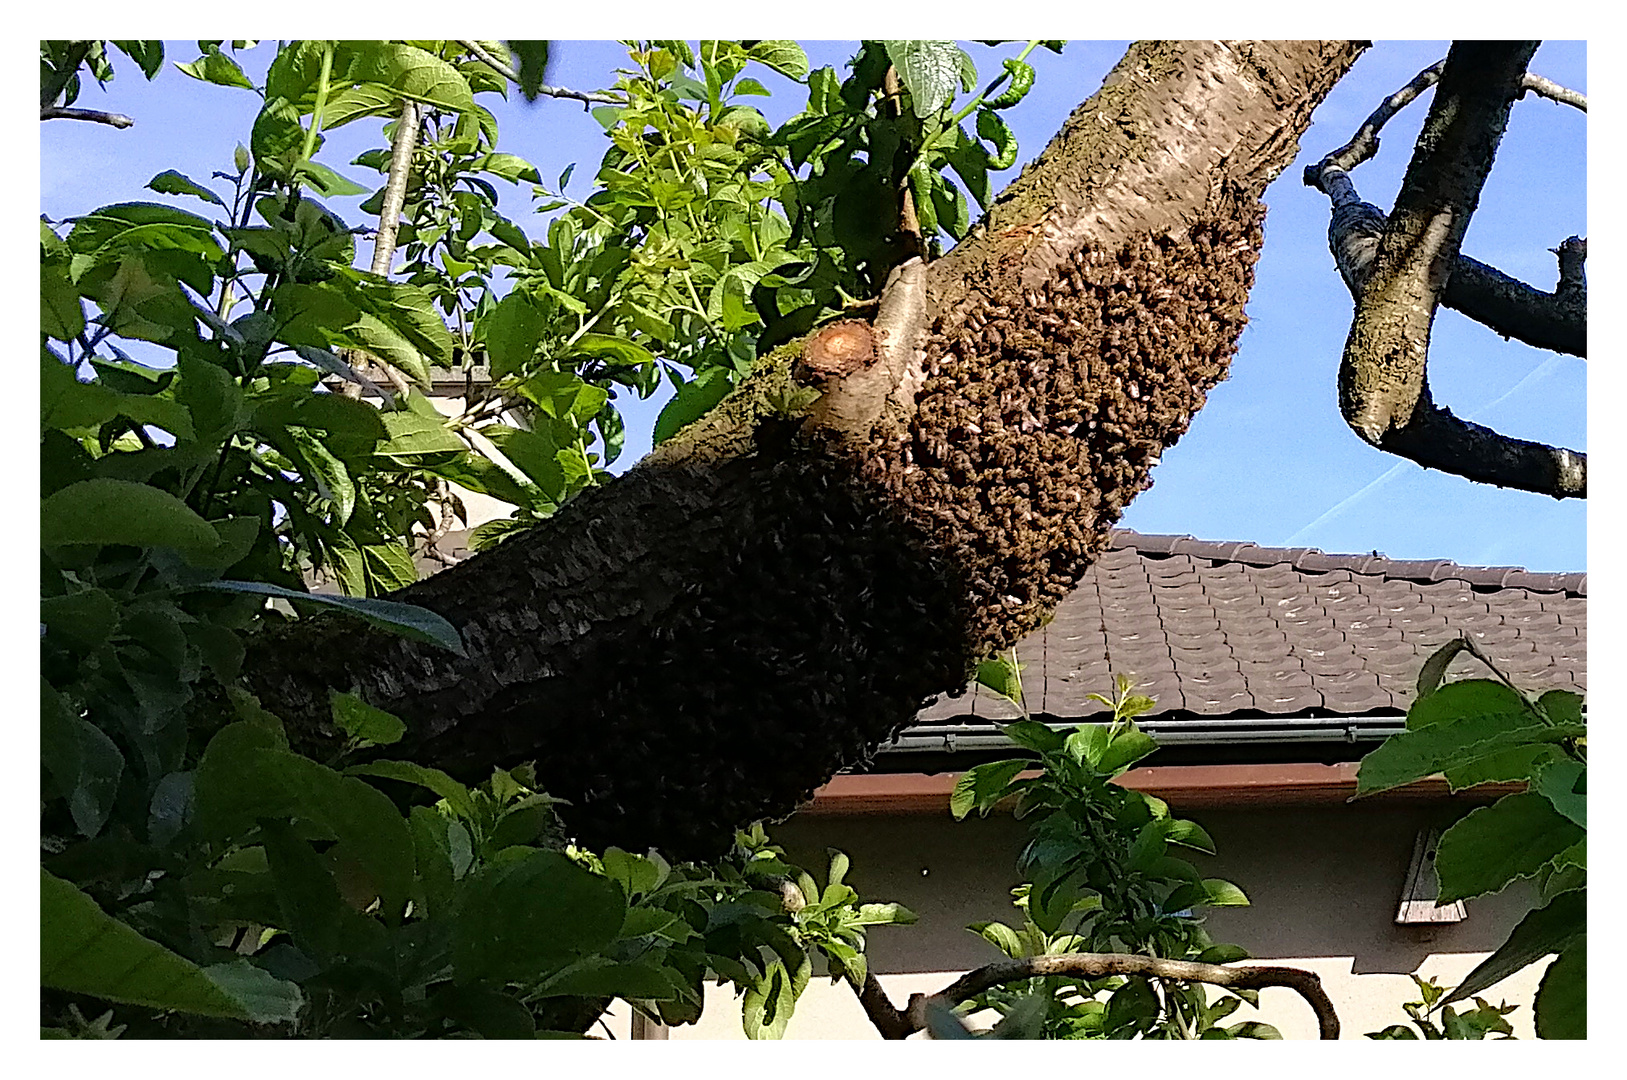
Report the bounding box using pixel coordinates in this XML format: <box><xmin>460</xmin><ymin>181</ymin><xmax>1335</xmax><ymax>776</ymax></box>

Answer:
<box><xmin>1109</xmin><ymin>529</ymin><xmax>1586</xmax><ymax>596</ymax></box>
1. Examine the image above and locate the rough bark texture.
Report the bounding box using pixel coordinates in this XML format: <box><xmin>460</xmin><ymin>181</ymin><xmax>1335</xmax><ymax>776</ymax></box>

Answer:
<box><xmin>1332</xmin><ymin>41</ymin><xmax>1585</xmax><ymax>499</ymax></box>
<box><xmin>239</xmin><ymin>41</ymin><xmax>1366</xmax><ymax>860</ymax></box>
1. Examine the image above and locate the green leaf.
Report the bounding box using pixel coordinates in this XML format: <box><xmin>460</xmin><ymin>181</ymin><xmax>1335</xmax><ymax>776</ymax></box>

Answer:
<box><xmin>519</xmin><ymin>370</ymin><xmax>609</xmax><ymax>423</ymax></box>
<box><xmin>1357</xmin><ymin>710</ymin><xmax>1578</xmax><ymax>796</ymax></box>
<box><xmin>284</xmin><ymin>427</ymin><xmax>355</xmax><ymax>524</ymax></box>
<box><xmin>975</xmin><ymin>108</ymin><xmax>1018</xmax><ymax>169</ymax></box>
<box><xmin>538</xmin><ymin>959</ymin><xmax>682</xmax><ymax>1001</ymax></box>
<box><xmin>434</xmin><ymin>985</ymin><xmax>537</xmax><ymax>1039</ymax></box>
<box><xmin>348</xmin><ymin>760</ymin><xmax>475</xmax><ymax>821</ymax></box>
<box><xmin>1531</xmin><ymin>759</ymin><xmax>1585</xmax><ymax>828</ymax></box>
<box><xmin>1434</xmin><ymin>793</ymin><xmax>1586</xmax><ymax>903</ymax></box>
<box><xmin>41</xmin><ymin>478</ymin><xmax>222</xmax><ymax>564</ymax></box>
<box><xmin>476</xmin><ymin>152</ymin><xmax>541</xmax><ymax>184</ymax></box>
<box><xmin>1416</xmin><ymin>638</ymin><xmax>1472</xmax><ymax>698</ymax></box>
<box><xmin>1165</xmin><ymin>819</ymin><xmax>1217</xmax><ymax>854</ymax></box>
<box><xmin>1197</xmin><ymin>943</ymin><xmax>1251</xmax><ymax>964</ymax></box>
<box><xmin>175</xmin><ymin>50</ymin><xmax>255</xmax><ymax>90</ymax></box>
<box><xmin>42</xmin><ymin>869</ymin><xmax>295</xmax><ymax>1022</ymax></box>
<box><xmin>883</xmin><ymin>40</ymin><xmax>962</xmax><ymax>118</ymax></box>
<box><xmin>453</xmin><ymin>850</ymin><xmax>626</xmax><ymax>983</ymax></box>
<box><xmin>970</xmin><ymin>920</ymin><xmax>1024</xmax><ymax>959</ymax></box>
<box><xmin>1534</xmin><ymin>942</ymin><xmax>1585</xmax><ymax>1039</ymax></box>
<box><xmin>985</xmin><ymin>58</ymin><xmax>1035</xmax><ymax>109</ymax></box>
<box><xmin>1002</xmin><ymin>719</ymin><xmax>1062</xmax><ymax>754</ymax></box>
<box><xmin>1097</xmin><ymin>729</ymin><xmax>1159</xmax><ymax>775</ymax></box>
<box><xmin>40</xmin><ymin>260</ymin><xmax>87</xmax><ymax>342</ymax></box>
<box><xmin>1227</xmin><ymin>1021</ymin><xmax>1283</xmax><ymax>1039</ymax></box>
<box><xmin>1407</xmin><ymin>678</ymin><xmax>1527</xmax><ymax>730</ymax></box>
<box><xmin>976</xmin><ymin>653</ymin><xmax>1023</xmax><ymax>706</ymax></box>
<box><xmin>949</xmin><ymin>758</ymin><xmax>1028</xmax><ymax>820</ymax></box>
<box><xmin>1445</xmin><ymin>888</ymin><xmax>1584</xmax><ymax>1007</ymax></box>
<box><xmin>295</xmin><ymin>160</ymin><xmax>369</xmax><ymax>198</ymax></box>
<box><xmin>375</xmin><ymin>410</ymin><xmax>466</xmax><ymax>459</ymax></box>
<box><xmin>113</xmin><ymin>40</ymin><xmax>166</xmax><ymax>79</ymax></box>
<box><xmin>1202</xmin><ymin>879</ymin><xmax>1250</xmax><ymax>906</ymax></box>
<box><xmin>328</xmin><ymin>689</ymin><xmax>405</xmax><ymax>745</ymax></box>
<box><xmin>1536</xmin><ymin>689</ymin><xmax>1583</xmax><ymax>727</ymax></box>
<box><xmin>572</xmin><ymin>332</ymin><xmax>657</xmax><ymax>368</ymax></box>
<box><xmin>1064</xmin><ymin>724</ymin><xmax>1109</xmax><ymax>767</ymax></box>
<box><xmin>146</xmin><ymin>170</ymin><xmax>227</xmax><ymax>208</ymax></box>
<box><xmin>200</xmin><ymin>961</ymin><xmax>303</xmax><ymax>1025</ymax></box>
<box><xmin>652</xmin><ymin>367</ymin><xmax>732</xmax><ymax>444</ymax></box>
<box><xmin>195</xmin><ymin>579</ymin><xmax>466</xmax><ymax>656</ymax></box>
<box><xmin>747</xmin><ymin>41</ymin><xmax>809</xmax><ymax>81</ymax></box>
<box><xmin>1443</xmin><ymin>743</ymin><xmax>1564</xmax><ymax>790</ymax></box>
<box><xmin>741</xmin><ymin>958</ymin><xmax>799</xmax><ymax>1039</ymax></box>
<box><xmin>260</xmin><ymin>819</ymin><xmax>347</xmax><ymax>962</ymax></box>
<box><xmin>603</xmin><ymin>847</ymin><xmax>663</xmax><ymax>899</ymax></box>
<box><xmin>481</xmin><ymin>291</ymin><xmax>545</xmax><ymax>377</ymax></box>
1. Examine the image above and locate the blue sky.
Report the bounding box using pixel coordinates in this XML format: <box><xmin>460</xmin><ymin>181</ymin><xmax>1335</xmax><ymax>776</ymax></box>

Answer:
<box><xmin>40</xmin><ymin>40</ymin><xmax>1586</xmax><ymax>572</ymax></box>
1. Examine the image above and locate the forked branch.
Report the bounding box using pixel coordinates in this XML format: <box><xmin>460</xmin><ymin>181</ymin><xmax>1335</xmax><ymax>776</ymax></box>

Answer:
<box><xmin>853</xmin><ymin>954</ymin><xmax>1340</xmax><ymax>1040</ymax></box>
<box><xmin>1320</xmin><ymin>41</ymin><xmax>1585</xmax><ymax>499</ymax></box>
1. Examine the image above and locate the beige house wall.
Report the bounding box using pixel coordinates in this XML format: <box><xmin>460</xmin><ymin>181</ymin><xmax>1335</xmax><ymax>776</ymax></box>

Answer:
<box><xmin>602</xmin><ymin>801</ymin><xmax>1548</xmax><ymax>1040</ymax></box>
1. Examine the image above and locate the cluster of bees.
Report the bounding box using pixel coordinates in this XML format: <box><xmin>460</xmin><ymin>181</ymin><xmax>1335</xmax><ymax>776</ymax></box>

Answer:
<box><xmin>858</xmin><ymin>193</ymin><xmax>1267</xmax><ymax>654</ymax></box>
<box><xmin>336</xmin><ymin>193</ymin><xmax>1270</xmax><ymax>861</ymax></box>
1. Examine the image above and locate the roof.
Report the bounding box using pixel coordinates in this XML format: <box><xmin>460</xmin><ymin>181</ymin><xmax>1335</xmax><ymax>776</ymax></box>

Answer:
<box><xmin>909</xmin><ymin>529</ymin><xmax>1586</xmax><ymax>734</ymax></box>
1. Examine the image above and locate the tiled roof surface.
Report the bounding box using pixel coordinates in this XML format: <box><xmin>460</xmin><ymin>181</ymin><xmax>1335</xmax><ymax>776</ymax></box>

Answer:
<box><xmin>914</xmin><ymin>530</ymin><xmax>1586</xmax><ymax>725</ymax></box>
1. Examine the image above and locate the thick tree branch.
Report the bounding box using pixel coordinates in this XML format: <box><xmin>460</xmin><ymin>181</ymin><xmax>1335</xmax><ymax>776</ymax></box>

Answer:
<box><xmin>235</xmin><ymin>41</ymin><xmax>1367</xmax><ymax>860</ymax></box>
<box><xmin>1334</xmin><ymin>41</ymin><xmax>1584</xmax><ymax>499</ymax></box>
<box><xmin>852</xmin><ymin>954</ymin><xmax>1340</xmax><ymax>1040</ymax></box>
<box><xmin>40</xmin><ymin>106</ymin><xmax>134</xmax><ymax>128</ymax></box>
<box><xmin>1327</xmin><ymin>201</ymin><xmax>1585</xmax><ymax>358</ymax></box>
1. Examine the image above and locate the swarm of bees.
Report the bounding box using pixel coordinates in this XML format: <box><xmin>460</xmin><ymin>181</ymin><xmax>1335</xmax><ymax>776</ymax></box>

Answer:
<box><xmin>374</xmin><ymin>192</ymin><xmax>1268</xmax><ymax>861</ymax></box>
<box><xmin>856</xmin><ymin>192</ymin><xmax>1266</xmax><ymax>654</ymax></box>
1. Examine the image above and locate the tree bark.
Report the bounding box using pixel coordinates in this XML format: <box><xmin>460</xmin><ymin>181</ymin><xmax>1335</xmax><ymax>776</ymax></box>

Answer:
<box><xmin>237</xmin><ymin>41</ymin><xmax>1366</xmax><ymax>860</ymax></box>
<box><xmin>1327</xmin><ymin>41</ymin><xmax>1585</xmax><ymax>499</ymax></box>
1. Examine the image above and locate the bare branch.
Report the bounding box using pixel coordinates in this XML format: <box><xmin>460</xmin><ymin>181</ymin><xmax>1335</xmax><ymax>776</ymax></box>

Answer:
<box><xmin>41</xmin><ymin>106</ymin><xmax>134</xmax><ymax>128</ymax></box>
<box><xmin>1304</xmin><ymin>59</ymin><xmax>1585</xmax><ymax>195</ymax></box>
<box><xmin>851</xmin><ymin>953</ymin><xmax>1341</xmax><ymax>1039</ymax></box>
<box><xmin>1522</xmin><ymin>74</ymin><xmax>1587</xmax><ymax>111</ymax></box>
<box><xmin>1336</xmin><ymin>40</ymin><xmax>1585</xmax><ymax>500</ymax></box>
<box><xmin>455</xmin><ymin>39</ymin><xmax>622</xmax><ymax>108</ymax></box>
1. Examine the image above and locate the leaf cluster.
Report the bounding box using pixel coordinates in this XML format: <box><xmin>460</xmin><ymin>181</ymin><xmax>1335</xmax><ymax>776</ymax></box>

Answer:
<box><xmin>946</xmin><ymin>669</ymin><xmax>1271</xmax><ymax>1039</ymax></box>
<box><xmin>1355</xmin><ymin>637</ymin><xmax>1585</xmax><ymax>1039</ymax></box>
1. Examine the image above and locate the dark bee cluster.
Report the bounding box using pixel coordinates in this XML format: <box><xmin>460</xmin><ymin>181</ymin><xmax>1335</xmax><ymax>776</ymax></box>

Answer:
<box><xmin>858</xmin><ymin>197</ymin><xmax>1267</xmax><ymax>653</ymax></box>
<box><xmin>528</xmin><ymin>456</ymin><xmax>970</xmax><ymax>860</ymax></box>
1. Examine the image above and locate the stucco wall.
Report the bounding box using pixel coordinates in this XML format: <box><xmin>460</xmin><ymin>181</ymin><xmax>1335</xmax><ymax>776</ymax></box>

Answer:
<box><xmin>602</xmin><ymin>800</ymin><xmax>1548</xmax><ymax>1040</ymax></box>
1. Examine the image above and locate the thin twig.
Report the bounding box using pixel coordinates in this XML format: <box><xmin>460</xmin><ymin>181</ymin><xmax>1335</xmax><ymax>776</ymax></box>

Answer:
<box><xmin>41</xmin><ymin>106</ymin><xmax>134</xmax><ymax>128</ymax></box>
<box><xmin>851</xmin><ymin>953</ymin><xmax>1341</xmax><ymax>1040</ymax></box>
<box><xmin>1305</xmin><ymin>61</ymin><xmax>1585</xmax><ymax>197</ymax></box>
<box><xmin>455</xmin><ymin>39</ymin><xmax>623</xmax><ymax>107</ymax></box>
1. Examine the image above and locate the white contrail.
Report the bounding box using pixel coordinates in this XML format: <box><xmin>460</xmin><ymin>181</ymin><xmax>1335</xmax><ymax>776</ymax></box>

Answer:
<box><xmin>1283</xmin><ymin>356</ymin><xmax>1568</xmax><ymax>546</ymax></box>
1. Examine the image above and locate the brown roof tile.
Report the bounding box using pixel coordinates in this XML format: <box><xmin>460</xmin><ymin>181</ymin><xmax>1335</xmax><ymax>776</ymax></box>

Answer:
<box><xmin>909</xmin><ymin>530</ymin><xmax>1585</xmax><ymax>728</ymax></box>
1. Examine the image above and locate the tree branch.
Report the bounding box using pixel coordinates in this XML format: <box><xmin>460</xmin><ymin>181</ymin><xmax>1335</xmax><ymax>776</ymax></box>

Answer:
<box><xmin>1304</xmin><ymin>58</ymin><xmax>1586</xmax><ymax>197</ymax></box>
<box><xmin>40</xmin><ymin>106</ymin><xmax>134</xmax><ymax>128</ymax></box>
<box><xmin>1327</xmin><ymin>201</ymin><xmax>1585</xmax><ymax>358</ymax></box>
<box><xmin>455</xmin><ymin>39</ymin><xmax>622</xmax><ymax>107</ymax></box>
<box><xmin>852</xmin><ymin>954</ymin><xmax>1341</xmax><ymax>1040</ymax></box>
<box><xmin>1335</xmin><ymin>41</ymin><xmax>1584</xmax><ymax>499</ymax></box>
